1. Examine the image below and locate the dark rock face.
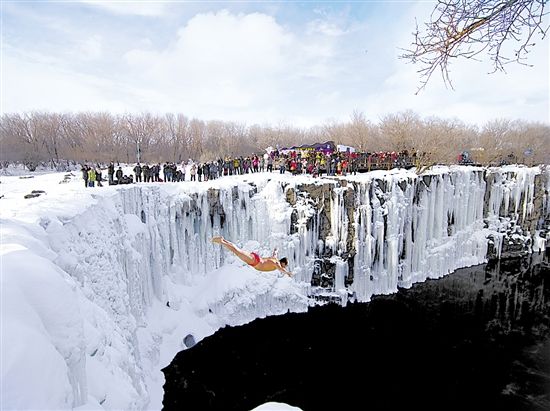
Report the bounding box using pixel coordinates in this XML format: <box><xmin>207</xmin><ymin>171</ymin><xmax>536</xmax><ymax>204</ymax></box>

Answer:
<box><xmin>162</xmin><ymin>256</ymin><xmax>550</xmax><ymax>411</ymax></box>
<box><xmin>207</xmin><ymin>188</ymin><xmax>226</xmax><ymax>228</ymax></box>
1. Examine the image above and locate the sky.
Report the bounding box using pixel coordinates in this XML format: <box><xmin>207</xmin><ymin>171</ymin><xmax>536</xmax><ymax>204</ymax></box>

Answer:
<box><xmin>1</xmin><ymin>0</ymin><xmax>549</xmax><ymax>128</ymax></box>
<box><xmin>0</xmin><ymin>162</ymin><xmax>545</xmax><ymax>409</ymax></box>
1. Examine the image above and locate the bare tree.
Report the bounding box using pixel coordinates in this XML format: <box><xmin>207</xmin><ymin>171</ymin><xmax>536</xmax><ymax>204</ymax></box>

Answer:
<box><xmin>347</xmin><ymin>110</ymin><xmax>371</xmax><ymax>151</ymax></box>
<box><xmin>379</xmin><ymin>110</ymin><xmax>422</xmax><ymax>152</ymax></box>
<box><xmin>69</xmin><ymin>112</ymin><xmax>118</xmax><ymax>165</ymax></box>
<box><xmin>162</xmin><ymin>113</ymin><xmax>190</xmax><ymax>163</ymax></box>
<box><xmin>34</xmin><ymin>113</ymin><xmax>61</xmax><ymax>168</ymax></box>
<box><xmin>521</xmin><ymin>122</ymin><xmax>550</xmax><ymax>165</ymax></box>
<box><xmin>422</xmin><ymin>117</ymin><xmax>475</xmax><ymax>164</ymax></box>
<box><xmin>187</xmin><ymin>119</ymin><xmax>206</xmax><ymax>161</ymax></box>
<box><xmin>401</xmin><ymin>0</ymin><xmax>549</xmax><ymax>92</ymax></box>
<box><xmin>121</xmin><ymin>113</ymin><xmax>161</xmax><ymax>164</ymax></box>
<box><xmin>223</xmin><ymin>121</ymin><xmax>250</xmax><ymax>156</ymax></box>
<box><xmin>0</xmin><ymin>114</ymin><xmax>28</xmax><ymax>166</ymax></box>
<box><xmin>0</xmin><ymin>113</ymin><xmax>49</xmax><ymax>170</ymax></box>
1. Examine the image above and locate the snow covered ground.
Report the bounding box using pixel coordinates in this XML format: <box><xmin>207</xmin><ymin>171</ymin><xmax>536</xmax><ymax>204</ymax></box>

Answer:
<box><xmin>1</xmin><ymin>165</ymin><xmax>547</xmax><ymax>410</ymax></box>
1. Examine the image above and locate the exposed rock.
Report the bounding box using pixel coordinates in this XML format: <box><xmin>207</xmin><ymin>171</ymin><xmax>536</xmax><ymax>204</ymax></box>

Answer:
<box><xmin>24</xmin><ymin>190</ymin><xmax>46</xmax><ymax>199</ymax></box>
<box><xmin>183</xmin><ymin>334</ymin><xmax>196</xmax><ymax>348</ymax></box>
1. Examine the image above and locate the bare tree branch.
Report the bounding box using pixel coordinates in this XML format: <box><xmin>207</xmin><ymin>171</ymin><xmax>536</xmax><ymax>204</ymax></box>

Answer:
<box><xmin>400</xmin><ymin>0</ymin><xmax>549</xmax><ymax>93</ymax></box>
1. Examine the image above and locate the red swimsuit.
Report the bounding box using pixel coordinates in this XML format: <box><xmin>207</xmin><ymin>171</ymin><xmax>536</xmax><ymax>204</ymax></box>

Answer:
<box><xmin>249</xmin><ymin>252</ymin><xmax>261</xmax><ymax>267</ymax></box>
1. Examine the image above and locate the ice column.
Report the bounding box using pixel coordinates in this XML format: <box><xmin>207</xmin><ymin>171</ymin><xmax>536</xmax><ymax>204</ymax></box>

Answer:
<box><xmin>293</xmin><ymin>191</ymin><xmax>319</xmax><ymax>283</ymax></box>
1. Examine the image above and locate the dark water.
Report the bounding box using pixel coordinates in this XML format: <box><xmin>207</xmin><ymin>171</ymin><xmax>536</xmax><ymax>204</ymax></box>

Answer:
<box><xmin>162</xmin><ymin>255</ymin><xmax>550</xmax><ymax>411</ymax></box>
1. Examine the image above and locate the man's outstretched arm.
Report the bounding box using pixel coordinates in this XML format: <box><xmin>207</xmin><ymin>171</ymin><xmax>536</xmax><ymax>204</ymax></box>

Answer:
<box><xmin>276</xmin><ymin>262</ymin><xmax>293</xmax><ymax>277</ymax></box>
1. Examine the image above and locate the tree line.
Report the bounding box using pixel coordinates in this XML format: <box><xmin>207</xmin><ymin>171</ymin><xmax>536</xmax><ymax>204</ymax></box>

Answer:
<box><xmin>1</xmin><ymin>111</ymin><xmax>548</xmax><ymax>170</ymax></box>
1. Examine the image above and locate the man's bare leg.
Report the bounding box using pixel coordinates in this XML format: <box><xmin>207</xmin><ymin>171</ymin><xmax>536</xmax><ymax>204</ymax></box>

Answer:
<box><xmin>212</xmin><ymin>236</ymin><xmax>256</xmax><ymax>265</ymax></box>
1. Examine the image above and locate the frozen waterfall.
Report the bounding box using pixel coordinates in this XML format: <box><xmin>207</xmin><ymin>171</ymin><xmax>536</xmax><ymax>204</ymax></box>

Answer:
<box><xmin>1</xmin><ymin>165</ymin><xmax>548</xmax><ymax>410</ymax></box>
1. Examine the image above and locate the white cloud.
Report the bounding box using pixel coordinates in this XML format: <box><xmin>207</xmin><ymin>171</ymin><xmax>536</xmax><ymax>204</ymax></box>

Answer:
<box><xmin>120</xmin><ymin>10</ymin><xmax>342</xmax><ymax>120</ymax></box>
<box><xmin>79</xmin><ymin>35</ymin><xmax>103</xmax><ymax>60</ymax></box>
<box><xmin>1</xmin><ymin>53</ymin><xmax>132</xmax><ymax>114</ymax></box>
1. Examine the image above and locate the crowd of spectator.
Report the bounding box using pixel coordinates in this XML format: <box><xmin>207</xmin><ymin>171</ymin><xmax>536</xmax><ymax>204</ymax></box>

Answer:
<box><xmin>80</xmin><ymin>148</ymin><xmax>420</xmax><ymax>188</ymax></box>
